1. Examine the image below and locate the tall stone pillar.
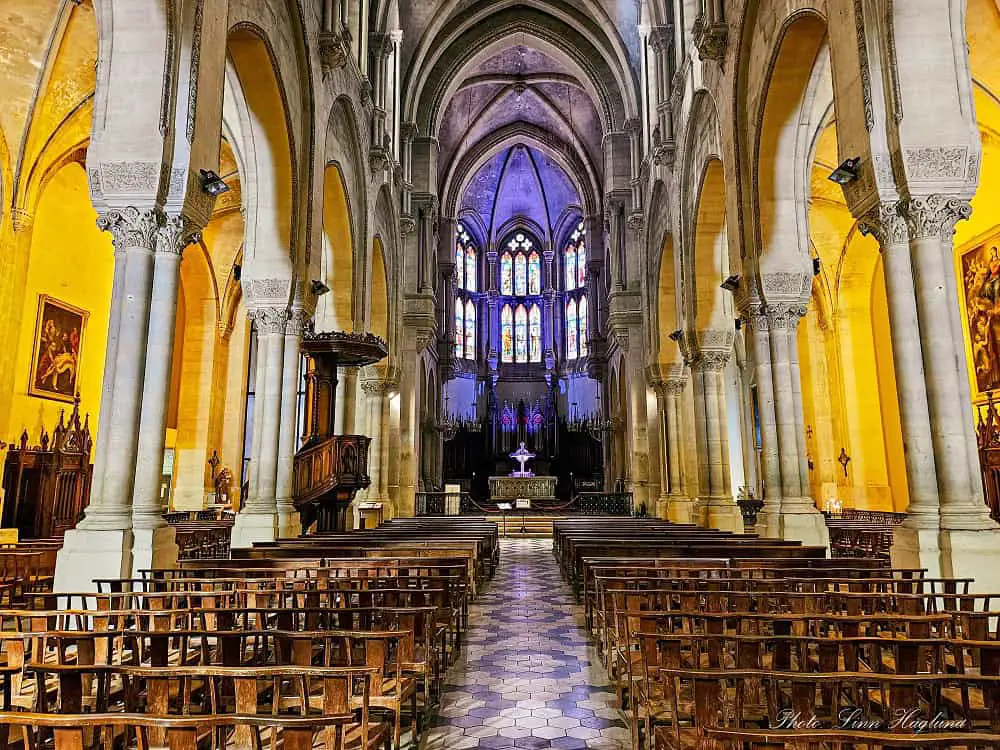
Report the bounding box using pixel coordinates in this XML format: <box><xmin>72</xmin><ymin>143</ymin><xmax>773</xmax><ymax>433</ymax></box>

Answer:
<box><xmin>130</xmin><ymin>215</ymin><xmax>199</xmax><ymax>575</ymax></box>
<box><xmin>231</xmin><ymin>307</ymin><xmax>287</xmax><ymax>547</ymax></box>
<box><xmin>57</xmin><ymin>208</ymin><xmax>161</xmax><ymax>590</ymax></box>
<box><xmin>656</xmin><ymin>372</ymin><xmax>691</xmax><ymax>522</ymax></box>
<box><xmin>623</xmin><ymin>342</ymin><xmax>650</xmax><ymax>513</ymax></box>
<box><xmin>275</xmin><ymin>308</ymin><xmax>308</xmax><ymax>539</ymax></box>
<box><xmin>688</xmin><ymin>345</ymin><xmax>742</xmax><ymax>532</ymax></box>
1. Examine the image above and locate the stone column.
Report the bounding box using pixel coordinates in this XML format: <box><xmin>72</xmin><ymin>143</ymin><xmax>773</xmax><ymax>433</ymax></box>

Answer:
<box><xmin>56</xmin><ymin>208</ymin><xmax>160</xmax><ymax>590</ymax></box>
<box><xmin>275</xmin><ymin>308</ymin><xmax>307</xmax><ymax>539</ymax></box>
<box><xmin>689</xmin><ymin>348</ymin><xmax>742</xmax><ymax>532</ymax></box>
<box><xmin>663</xmin><ymin>375</ymin><xmax>692</xmax><ymax>522</ymax></box>
<box><xmin>231</xmin><ymin>307</ymin><xmax>287</xmax><ymax>547</ymax></box>
<box><xmin>744</xmin><ymin>304</ymin><xmax>783</xmax><ymax>534</ymax></box>
<box><xmin>624</xmin><ymin>342</ymin><xmax>651</xmax><ymax>513</ymax></box>
<box><xmin>130</xmin><ymin>215</ymin><xmax>199</xmax><ymax>574</ymax></box>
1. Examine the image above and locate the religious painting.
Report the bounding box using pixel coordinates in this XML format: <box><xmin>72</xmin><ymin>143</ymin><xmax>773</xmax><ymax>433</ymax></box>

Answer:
<box><xmin>28</xmin><ymin>295</ymin><xmax>88</xmax><ymax>403</ymax></box>
<box><xmin>963</xmin><ymin>243</ymin><xmax>1000</xmax><ymax>393</ymax></box>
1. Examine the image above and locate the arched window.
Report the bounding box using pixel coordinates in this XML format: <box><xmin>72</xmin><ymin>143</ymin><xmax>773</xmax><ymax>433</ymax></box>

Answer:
<box><xmin>501</xmin><ymin>304</ymin><xmax>513</xmax><ymax>363</ymax></box>
<box><xmin>566</xmin><ymin>299</ymin><xmax>578</xmax><ymax>360</ymax></box>
<box><xmin>465</xmin><ymin>247</ymin><xmax>476</xmax><ymax>292</ymax></box>
<box><xmin>528</xmin><ymin>251</ymin><xmax>541</xmax><ymax>295</ymax></box>
<box><xmin>529</xmin><ymin>304</ymin><xmax>542</xmax><ymax>363</ymax></box>
<box><xmin>514</xmin><ymin>304</ymin><xmax>528</xmax><ymax>363</ymax></box>
<box><xmin>514</xmin><ymin>253</ymin><xmax>527</xmax><ymax>296</ymax></box>
<box><xmin>578</xmin><ymin>296</ymin><xmax>588</xmax><ymax>357</ymax></box>
<box><xmin>565</xmin><ymin>246</ymin><xmax>577</xmax><ymax>291</ymax></box>
<box><xmin>500</xmin><ymin>252</ymin><xmax>513</xmax><ymax>295</ymax></box>
<box><xmin>454</xmin><ymin>303</ymin><xmax>464</xmax><ymax>358</ymax></box>
<box><xmin>464</xmin><ymin>300</ymin><xmax>476</xmax><ymax>359</ymax></box>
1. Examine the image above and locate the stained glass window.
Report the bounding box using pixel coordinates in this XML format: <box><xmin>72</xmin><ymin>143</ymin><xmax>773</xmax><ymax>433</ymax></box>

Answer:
<box><xmin>465</xmin><ymin>300</ymin><xmax>476</xmax><ymax>359</ymax></box>
<box><xmin>565</xmin><ymin>246</ymin><xmax>577</xmax><ymax>291</ymax></box>
<box><xmin>514</xmin><ymin>253</ymin><xmax>527</xmax><ymax>296</ymax></box>
<box><xmin>465</xmin><ymin>247</ymin><xmax>476</xmax><ymax>292</ymax></box>
<box><xmin>455</xmin><ymin>301</ymin><xmax>464</xmax><ymax>358</ymax></box>
<box><xmin>578</xmin><ymin>296</ymin><xmax>588</xmax><ymax>357</ymax></box>
<box><xmin>528</xmin><ymin>251</ymin><xmax>541</xmax><ymax>295</ymax></box>
<box><xmin>515</xmin><ymin>305</ymin><xmax>528</xmax><ymax>363</ymax></box>
<box><xmin>577</xmin><ymin>240</ymin><xmax>586</xmax><ymax>289</ymax></box>
<box><xmin>501</xmin><ymin>305</ymin><xmax>513</xmax><ymax>363</ymax></box>
<box><xmin>529</xmin><ymin>304</ymin><xmax>542</xmax><ymax>363</ymax></box>
<box><xmin>566</xmin><ymin>299</ymin><xmax>578</xmax><ymax>360</ymax></box>
<box><xmin>500</xmin><ymin>252</ymin><xmax>513</xmax><ymax>295</ymax></box>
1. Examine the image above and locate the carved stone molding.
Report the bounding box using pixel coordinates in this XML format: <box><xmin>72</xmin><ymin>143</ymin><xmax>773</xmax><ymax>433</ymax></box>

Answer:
<box><xmin>318</xmin><ymin>30</ymin><xmax>349</xmax><ymax>72</ymax></box>
<box><xmin>767</xmin><ymin>303</ymin><xmax>808</xmax><ymax>331</ymax></box>
<box><xmin>760</xmin><ymin>272</ymin><xmax>811</xmax><ymax>300</ymax></box>
<box><xmin>692</xmin><ymin>15</ymin><xmax>728</xmax><ymax>63</ymax></box>
<box><xmin>858</xmin><ymin>202</ymin><xmax>907</xmax><ymax>247</ymax></box>
<box><xmin>695</xmin><ymin>349</ymin><xmax>731</xmax><ymax>372</ymax></box>
<box><xmin>361</xmin><ymin>378</ymin><xmax>391</xmax><ymax>397</ymax></box>
<box><xmin>249</xmin><ymin>307</ymin><xmax>289</xmax><ymax>335</ymax></box>
<box><xmin>98</xmin><ymin>162</ymin><xmax>160</xmax><ymax>194</ymax></box>
<box><xmin>244</xmin><ymin>278</ymin><xmax>292</xmax><ymax>305</ymax></box>
<box><xmin>157</xmin><ymin>214</ymin><xmax>201</xmax><ymax>255</ymax></box>
<box><xmin>649</xmin><ymin>25</ymin><xmax>673</xmax><ymax>53</ymax></box>
<box><xmin>399</xmin><ymin>216</ymin><xmax>416</xmax><ymax>236</ymax></box>
<box><xmin>903</xmin><ymin>146</ymin><xmax>972</xmax><ymax>182</ymax></box>
<box><xmin>853</xmin><ymin>0</ymin><xmax>875</xmax><ymax>131</ymax></box>
<box><xmin>626</xmin><ymin>212</ymin><xmax>645</xmax><ymax>234</ymax></box>
<box><xmin>664</xmin><ymin>377</ymin><xmax>686</xmax><ymax>396</ymax></box>
<box><xmin>743</xmin><ymin>302</ymin><xmax>769</xmax><ymax>333</ymax></box>
<box><xmin>96</xmin><ymin>207</ymin><xmax>161</xmax><ymax>251</ymax></box>
<box><xmin>653</xmin><ymin>142</ymin><xmax>676</xmax><ymax>167</ymax></box>
<box><xmin>901</xmin><ymin>194</ymin><xmax>972</xmax><ymax>241</ymax></box>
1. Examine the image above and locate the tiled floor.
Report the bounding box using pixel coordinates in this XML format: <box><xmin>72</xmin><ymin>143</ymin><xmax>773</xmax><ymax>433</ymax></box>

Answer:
<box><xmin>420</xmin><ymin>538</ymin><xmax>631</xmax><ymax>750</ymax></box>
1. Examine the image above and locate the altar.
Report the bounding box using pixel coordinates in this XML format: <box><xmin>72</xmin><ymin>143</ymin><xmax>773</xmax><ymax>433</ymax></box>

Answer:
<box><xmin>489</xmin><ymin>442</ymin><xmax>557</xmax><ymax>504</ymax></box>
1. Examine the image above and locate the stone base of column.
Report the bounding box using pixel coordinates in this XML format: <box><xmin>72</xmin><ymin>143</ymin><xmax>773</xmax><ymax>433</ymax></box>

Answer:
<box><xmin>940</xmin><ymin>528</ymin><xmax>1000</xmax><ymax>593</ymax></box>
<box><xmin>230</xmin><ymin>511</ymin><xmax>278</xmax><ymax>548</ymax></box>
<box><xmin>661</xmin><ymin>495</ymin><xmax>694</xmax><ymax>524</ymax></box>
<box><xmin>758</xmin><ymin>506</ymin><xmax>781</xmax><ymax>539</ymax></box>
<box><xmin>131</xmin><ymin>526</ymin><xmax>179</xmax><ymax>577</ymax></box>
<box><xmin>55</xmin><ymin>528</ymin><xmax>134</xmax><ymax>592</ymax></box>
<box><xmin>396</xmin><ymin>486</ymin><xmax>416</xmax><ymax>518</ymax></box>
<box><xmin>891</xmin><ymin>525</ymin><xmax>945</xmax><ymax>580</ymax></box>
<box><xmin>776</xmin><ymin>504</ymin><xmax>830</xmax><ymax>550</ymax></box>
<box><xmin>705</xmin><ymin>498</ymin><xmax>744</xmax><ymax>533</ymax></box>
<box><xmin>276</xmin><ymin>504</ymin><xmax>302</xmax><ymax>539</ymax></box>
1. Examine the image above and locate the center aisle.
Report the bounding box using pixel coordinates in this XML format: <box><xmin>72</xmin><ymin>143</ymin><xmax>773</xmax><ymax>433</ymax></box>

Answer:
<box><xmin>421</xmin><ymin>538</ymin><xmax>631</xmax><ymax>750</ymax></box>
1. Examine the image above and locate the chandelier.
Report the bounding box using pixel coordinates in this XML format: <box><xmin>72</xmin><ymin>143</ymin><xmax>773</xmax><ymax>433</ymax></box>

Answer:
<box><xmin>436</xmin><ymin>386</ymin><xmax>460</xmax><ymax>441</ymax></box>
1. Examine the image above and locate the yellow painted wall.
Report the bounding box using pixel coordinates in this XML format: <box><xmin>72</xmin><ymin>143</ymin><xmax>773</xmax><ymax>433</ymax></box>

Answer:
<box><xmin>320</xmin><ymin>164</ymin><xmax>354</xmax><ymax>331</ymax></box>
<box><xmin>4</xmin><ymin>163</ymin><xmax>112</xmax><ymax>449</ymax></box>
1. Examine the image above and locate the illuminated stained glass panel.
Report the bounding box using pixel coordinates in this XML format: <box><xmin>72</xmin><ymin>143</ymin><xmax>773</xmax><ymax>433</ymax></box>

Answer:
<box><xmin>566</xmin><ymin>299</ymin><xmax>578</xmax><ymax>360</ymax></box>
<box><xmin>465</xmin><ymin>300</ymin><xmax>476</xmax><ymax>359</ymax></box>
<box><xmin>528</xmin><ymin>251</ymin><xmax>541</xmax><ymax>295</ymax></box>
<box><xmin>454</xmin><ymin>301</ymin><xmax>464</xmax><ymax>358</ymax></box>
<box><xmin>514</xmin><ymin>253</ymin><xmax>527</xmax><ymax>296</ymax></box>
<box><xmin>529</xmin><ymin>304</ymin><xmax>542</xmax><ymax>363</ymax></box>
<box><xmin>501</xmin><ymin>305</ymin><xmax>513</xmax><ymax>362</ymax></box>
<box><xmin>465</xmin><ymin>248</ymin><xmax>476</xmax><ymax>292</ymax></box>
<box><xmin>515</xmin><ymin>304</ymin><xmax>528</xmax><ymax>363</ymax></box>
<box><xmin>501</xmin><ymin>253</ymin><xmax>513</xmax><ymax>295</ymax></box>
<box><xmin>565</xmin><ymin>247</ymin><xmax>577</xmax><ymax>291</ymax></box>
<box><xmin>578</xmin><ymin>296</ymin><xmax>588</xmax><ymax>357</ymax></box>
<box><xmin>577</xmin><ymin>241</ymin><xmax>586</xmax><ymax>289</ymax></box>
<box><xmin>455</xmin><ymin>246</ymin><xmax>464</xmax><ymax>289</ymax></box>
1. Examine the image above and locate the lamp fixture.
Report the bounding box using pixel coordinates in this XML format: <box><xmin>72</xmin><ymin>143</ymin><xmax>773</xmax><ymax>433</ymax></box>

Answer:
<box><xmin>310</xmin><ymin>279</ymin><xmax>331</xmax><ymax>296</ymax></box>
<box><xmin>720</xmin><ymin>275</ymin><xmax>740</xmax><ymax>293</ymax></box>
<box><xmin>668</xmin><ymin>329</ymin><xmax>683</xmax><ymax>342</ymax></box>
<box><xmin>199</xmin><ymin>169</ymin><xmax>230</xmax><ymax>196</ymax></box>
<box><xmin>812</xmin><ymin>257</ymin><xmax>821</xmax><ymax>276</ymax></box>
<box><xmin>827</xmin><ymin>157</ymin><xmax>861</xmax><ymax>185</ymax></box>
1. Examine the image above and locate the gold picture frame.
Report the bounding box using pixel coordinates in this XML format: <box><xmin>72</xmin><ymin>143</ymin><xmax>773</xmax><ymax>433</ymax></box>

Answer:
<box><xmin>28</xmin><ymin>295</ymin><xmax>88</xmax><ymax>403</ymax></box>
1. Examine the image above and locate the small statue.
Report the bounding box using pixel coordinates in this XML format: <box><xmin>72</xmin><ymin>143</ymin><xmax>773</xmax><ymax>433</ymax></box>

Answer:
<box><xmin>216</xmin><ymin>467</ymin><xmax>235</xmax><ymax>509</ymax></box>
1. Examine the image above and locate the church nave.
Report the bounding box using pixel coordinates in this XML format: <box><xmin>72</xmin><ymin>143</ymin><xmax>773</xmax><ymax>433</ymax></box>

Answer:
<box><xmin>424</xmin><ymin>539</ymin><xmax>629</xmax><ymax>750</ymax></box>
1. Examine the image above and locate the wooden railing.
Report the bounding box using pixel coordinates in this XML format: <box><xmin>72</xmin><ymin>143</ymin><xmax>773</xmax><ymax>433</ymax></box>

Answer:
<box><xmin>823</xmin><ymin>509</ymin><xmax>906</xmax><ymax>559</ymax></box>
<box><xmin>415</xmin><ymin>490</ymin><xmax>635</xmax><ymax>516</ymax></box>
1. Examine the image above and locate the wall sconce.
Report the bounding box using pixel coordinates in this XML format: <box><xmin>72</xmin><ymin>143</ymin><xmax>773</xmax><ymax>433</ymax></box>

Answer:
<box><xmin>720</xmin><ymin>275</ymin><xmax>740</xmax><ymax>293</ymax></box>
<box><xmin>827</xmin><ymin>157</ymin><xmax>861</xmax><ymax>185</ymax></box>
<box><xmin>199</xmin><ymin>169</ymin><xmax>230</xmax><ymax>196</ymax></box>
<box><xmin>310</xmin><ymin>279</ymin><xmax>331</xmax><ymax>296</ymax></box>
<box><xmin>668</xmin><ymin>329</ymin><xmax>683</xmax><ymax>342</ymax></box>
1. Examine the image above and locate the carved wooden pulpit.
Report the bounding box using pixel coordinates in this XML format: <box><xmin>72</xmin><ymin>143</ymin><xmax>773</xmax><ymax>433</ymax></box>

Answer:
<box><xmin>1</xmin><ymin>397</ymin><xmax>93</xmax><ymax>539</ymax></box>
<box><xmin>293</xmin><ymin>329</ymin><xmax>388</xmax><ymax>533</ymax></box>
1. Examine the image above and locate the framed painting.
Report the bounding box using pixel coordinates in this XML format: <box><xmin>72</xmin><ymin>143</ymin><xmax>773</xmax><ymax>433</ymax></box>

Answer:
<box><xmin>962</xmin><ymin>244</ymin><xmax>1000</xmax><ymax>396</ymax></box>
<box><xmin>28</xmin><ymin>295</ymin><xmax>88</xmax><ymax>403</ymax></box>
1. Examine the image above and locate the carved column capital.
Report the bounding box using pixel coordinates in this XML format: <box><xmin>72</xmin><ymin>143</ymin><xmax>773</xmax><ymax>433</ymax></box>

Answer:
<box><xmin>900</xmin><ymin>194</ymin><xmax>972</xmax><ymax>241</ymax></box>
<box><xmin>361</xmin><ymin>378</ymin><xmax>390</xmax><ymax>397</ymax></box>
<box><xmin>156</xmin><ymin>214</ymin><xmax>201</xmax><ymax>255</ymax></box>
<box><xmin>400</xmin><ymin>216</ymin><xmax>416</xmax><ymax>236</ymax></box>
<box><xmin>11</xmin><ymin>208</ymin><xmax>33</xmax><ymax>233</ymax></box>
<box><xmin>318</xmin><ymin>30</ymin><xmax>349</xmax><ymax>72</ymax></box>
<box><xmin>649</xmin><ymin>25</ymin><xmax>673</xmax><ymax>53</ymax></box>
<box><xmin>692</xmin><ymin>15</ymin><xmax>728</xmax><ymax>63</ymax></box>
<box><xmin>858</xmin><ymin>201</ymin><xmax>908</xmax><ymax>247</ymax></box>
<box><xmin>285</xmin><ymin>307</ymin><xmax>311</xmax><ymax>336</ymax></box>
<box><xmin>248</xmin><ymin>307</ymin><xmax>289</xmax><ymax>335</ymax></box>
<box><xmin>766</xmin><ymin>303</ymin><xmax>808</xmax><ymax>331</ymax></box>
<box><xmin>696</xmin><ymin>349</ymin><xmax>731</xmax><ymax>372</ymax></box>
<box><xmin>664</xmin><ymin>377</ymin><xmax>686</xmax><ymax>396</ymax></box>
<box><xmin>96</xmin><ymin>207</ymin><xmax>161</xmax><ymax>251</ymax></box>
